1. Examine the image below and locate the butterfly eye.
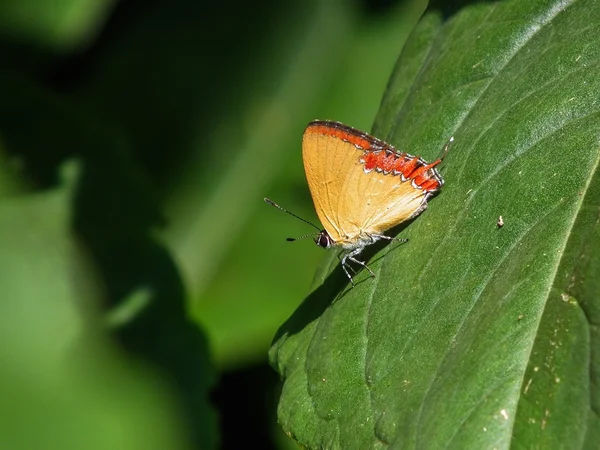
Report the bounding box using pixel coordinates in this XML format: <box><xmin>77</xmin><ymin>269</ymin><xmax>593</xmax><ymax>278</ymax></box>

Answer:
<box><xmin>315</xmin><ymin>231</ymin><xmax>333</xmax><ymax>249</ymax></box>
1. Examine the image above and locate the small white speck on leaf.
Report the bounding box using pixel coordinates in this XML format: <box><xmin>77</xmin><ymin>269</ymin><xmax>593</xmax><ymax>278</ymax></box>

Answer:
<box><xmin>524</xmin><ymin>378</ymin><xmax>532</xmax><ymax>394</ymax></box>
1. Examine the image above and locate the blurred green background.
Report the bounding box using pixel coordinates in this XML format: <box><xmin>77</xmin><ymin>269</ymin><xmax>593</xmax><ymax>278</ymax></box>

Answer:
<box><xmin>0</xmin><ymin>0</ymin><xmax>425</xmax><ymax>448</ymax></box>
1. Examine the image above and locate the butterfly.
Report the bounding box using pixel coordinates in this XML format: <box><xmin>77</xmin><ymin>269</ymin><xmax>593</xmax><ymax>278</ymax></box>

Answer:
<box><xmin>266</xmin><ymin>120</ymin><xmax>451</xmax><ymax>285</ymax></box>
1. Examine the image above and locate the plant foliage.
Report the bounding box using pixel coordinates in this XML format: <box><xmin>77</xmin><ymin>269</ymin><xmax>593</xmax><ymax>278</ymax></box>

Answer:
<box><xmin>271</xmin><ymin>1</ymin><xmax>600</xmax><ymax>448</ymax></box>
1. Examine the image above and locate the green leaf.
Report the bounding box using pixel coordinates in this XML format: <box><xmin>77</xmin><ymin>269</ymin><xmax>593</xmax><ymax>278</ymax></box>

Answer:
<box><xmin>0</xmin><ymin>0</ymin><xmax>115</xmax><ymax>51</ymax></box>
<box><xmin>0</xmin><ymin>162</ymin><xmax>192</xmax><ymax>449</ymax></box>
<box><xmin>0</xmin><ymin>77</ymin><xmax>217</xmax><ymax>448</ymax></box>
<box><xmin>193</xmin><ymin>0</ymin><xmax>426</xmax><ymax>369</ymax></box>
<box><xmin>270</xmin><ymin>0</ymin><xmax>600</xmax><ymax>448</ymax></box>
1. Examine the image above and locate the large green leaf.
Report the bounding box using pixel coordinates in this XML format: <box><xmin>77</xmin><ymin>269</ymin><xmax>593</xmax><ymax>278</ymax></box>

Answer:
<box><xmin>0</xmin><ymin>77</ymin><xmax>216</xmax><ymax>448</ymax></box>
<box><xmin>0</xmin><ymin>0</ymin><xmax>115</xmax><ymax>51</ymax></box>
<box><xmin>270</xmin><ymin>0</ymin><xmax>600</xmax><ymax>448</ymax></box>
<box><xmin>0</xmin><ymin>162</ymin><xmax>192</xmax><ymax>449</ymax></box>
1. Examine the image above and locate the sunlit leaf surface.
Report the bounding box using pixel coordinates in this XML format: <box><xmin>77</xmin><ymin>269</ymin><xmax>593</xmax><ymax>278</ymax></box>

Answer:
<box><xmin>271</xmin><ymin>1</ymin><xmax>600</xmax><ymax>448</ymax></box>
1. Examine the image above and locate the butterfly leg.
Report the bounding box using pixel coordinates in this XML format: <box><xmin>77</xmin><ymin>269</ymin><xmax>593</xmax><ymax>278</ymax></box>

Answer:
<box><xmin>338</xmin><ymin>252</ymin><xmax>358</xmax><ymax>275</ymax></box>
<box><xmin>347</xmin><ymin>256</ymin><xmax>375</xmax><ymax>279</ymax></box>
<box><xmin>342</xmin><ymin>248</ymin><xmax>375</xmax><ymax>283</ymax></box>
<box><xmin>340</xmin><ymin>259</ymin><xmax>356</xmax><ymax>287</ymax></box>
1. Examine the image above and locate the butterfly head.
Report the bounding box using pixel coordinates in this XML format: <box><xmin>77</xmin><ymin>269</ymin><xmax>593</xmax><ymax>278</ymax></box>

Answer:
<box><xmin>315</xmin><ymin>230</ymin><xmax>334</xmax><ymax>248</ymax></box>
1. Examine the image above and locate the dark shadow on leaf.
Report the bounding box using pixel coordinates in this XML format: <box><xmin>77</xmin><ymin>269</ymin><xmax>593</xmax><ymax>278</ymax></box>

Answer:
<box><xmin>73</xmin><ymin>145</ymin><xmax>217</xmax><ymax>450</ymax></box>
<box><xmin>272</xmin><ymin>257</ymin><xmax>348</xmax><ymax>343</ymax></box>
<box><xmin>0</xmin><ymin>82</ymin><xmax>218</xmax><ymax>449</ymax></box>
<box><xmin>272</xmin><ymin>217</ymin><xmax>417</xmax><ymax>343</ymax></box>
<box><xmin>428</xmin><ymin>0</ymin><xmax>496</xmax><ymax>20</ymax></box>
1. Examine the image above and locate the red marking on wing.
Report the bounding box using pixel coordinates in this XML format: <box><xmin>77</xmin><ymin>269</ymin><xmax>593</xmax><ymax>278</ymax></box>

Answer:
<box><xmin>305</xmin><ymin>120</ymin><xmax>444</xmax><ymax>193</ymax></box>
<box><xmin>308</xmin><ymin>124</ymin><xmax>374</xmax><ymax>151</ymax></box>
<box><xmin>381</xmin><ymin>153</ymin><xmax>397</xmax><ymax>172</ymax></box>
<box><xmin>416</xmin><ymin>163</ymin><xmax>443</xmax><ymax>191</ymax></box>
<box><xmin>393</xmin><ymin>156</ymin><xmax>408</xmax><ymax>173</ymax></box>
<box><xmin>414</xmin><ymin>160</ymin><xmax>443</xmax><ymax>191</ymax></box>
<box><xmin>401</xmin><ymin>157</ymin><xmax>419</xmax><ymax>177</ymax></box>
<box><xmin>365</xmin><ymin>152</ymin><xmax>443</xmax><ymax>192</ymax></box>
<box><xmin>361</xmin><ymin>151</ymin><xmax>442</xmax><ymax>192</ymax></box>
<box><xmin>362</xmin><ymin>152</ymin><xmax>379</xmax><ymax>171</ymax></box>
<box><xmin>409</xmin><ymin>164</ymin><xmax>429</xmax><ymax>180</ymax></box>
<box><xmin>420</xmin><ymin>179</ymin><xmax>438</xmax><ymax>191</ymax></box>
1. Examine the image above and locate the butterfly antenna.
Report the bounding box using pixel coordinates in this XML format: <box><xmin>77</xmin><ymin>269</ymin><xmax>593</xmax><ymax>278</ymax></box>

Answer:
<box><xmin>286</xmin><ymin>233</ymin><xmax>315</xmax><ymax>242</ymax></box>
<box><xmin>264</xmin><ymin>198</ymin><xmax>322</xmax><ymax>232</ymax></box>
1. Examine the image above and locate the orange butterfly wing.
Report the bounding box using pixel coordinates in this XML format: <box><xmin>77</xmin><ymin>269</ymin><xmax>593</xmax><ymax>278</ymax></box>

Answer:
<box><xmin>302</xmin><ymin>121</ymin><xmax>443</xmax><ymax>248</ymax></box>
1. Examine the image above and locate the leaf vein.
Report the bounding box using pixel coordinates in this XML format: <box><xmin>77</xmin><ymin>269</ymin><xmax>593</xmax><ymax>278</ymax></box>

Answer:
<box><xmin>414</xmin><ymin>197</ymin><xmax>569</xmax><ymax>447</ymax></box>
